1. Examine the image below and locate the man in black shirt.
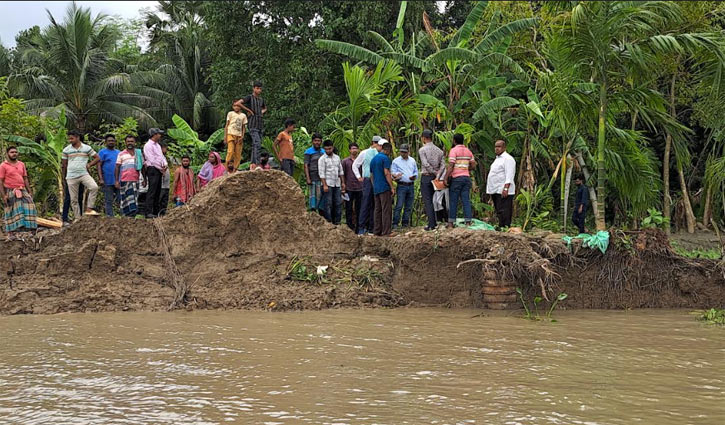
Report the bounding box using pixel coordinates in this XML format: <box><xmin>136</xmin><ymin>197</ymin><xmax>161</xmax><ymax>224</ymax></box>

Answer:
<box><xmin>239</xmin><ymin>81</ymin><xmax>267</xmax><ymax>169</ymax></box>
<box><xmin>572</xmin><ymin>174</ymin><xmax>589</xmax><ymax>233</ymax></box>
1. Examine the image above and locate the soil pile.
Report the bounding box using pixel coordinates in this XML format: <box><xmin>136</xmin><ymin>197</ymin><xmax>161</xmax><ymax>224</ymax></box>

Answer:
<box><xmin>1</xmin><ymin>170</ymin><xmax>723</xmax><ymax>314</ymax></box>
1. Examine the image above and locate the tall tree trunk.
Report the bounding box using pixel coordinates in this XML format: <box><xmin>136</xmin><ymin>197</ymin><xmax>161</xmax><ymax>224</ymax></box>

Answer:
<box><xmin>57</xmin><ymin>174</ymin><xmax>63</xmax><ymax>215</ymax></box>
<box><xmin>560</xmin><ymin>153</ymin><xmax>566</xmax><ymax>229</ymax></box>
<box><xmin>666</xmin><ymin>70</ymin><xmax>696</xmax><ymax>234</ymax></box>
<box><xmin>663</xmin><ymin>72</ymin><xmax>676</xmax><ymax>234</ymax></box>
<box><xmin>678</xmin><ymin>162</ymin><xmax>696</xmax><ymax>233</ymax></box>
<box><xmin>575</xmin><ymin>150</ymin><xmax>598</xmax><ymax>219</ymax></box>
<box><xmin>520</xmin><ymin>129</ymin><xmax>535</xmax><ymax>194</ymax></box>
<box><xmin>702</xmin><ymin>184</ymin><xmax>713</xmax><ymax>228</ymax></box>
<box><xmin>663</xmin><ymin>136</ymin><xmax>673</xmax><ymax>234</ymax></box>
<box><xmin>595</xmin><ymin>81</ymin><xmax>607</xmax><ymax>231</ymax></box>
<box><xmin>563</xmin><ymin>155</ymin><xmax>573</xmax><ymax>232</ymax></box>
<box><xmin>516</xmin><ymin>133</ymin><xmax>528</xmax><ymax>192</ymax></box>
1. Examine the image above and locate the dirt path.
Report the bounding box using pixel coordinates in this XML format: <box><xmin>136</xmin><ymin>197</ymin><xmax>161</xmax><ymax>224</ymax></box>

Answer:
<box><xmin>1</xmin><ymin>171</ymin><xmax>723</xmax><ymax>314</ymax></box>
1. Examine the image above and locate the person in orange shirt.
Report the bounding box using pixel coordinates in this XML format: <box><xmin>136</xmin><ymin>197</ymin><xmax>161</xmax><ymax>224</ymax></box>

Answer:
<box><xmin>274</xmin><ymin>118</ymin><xmax>296</xmax><ymax>176</ymax></box>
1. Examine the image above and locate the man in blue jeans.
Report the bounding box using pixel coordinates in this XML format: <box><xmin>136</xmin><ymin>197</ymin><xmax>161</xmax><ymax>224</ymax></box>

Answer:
<box><xmin>391</xmin><ymin>144</ymin><xmax>418</xmax><ymax>229</ymax></box>
<box><xmin>445</xmin><ymin>133</ymin><xmax>476</xmax><ymax>228</ymax></box>
<box><xmin>239</xmin><ymin>81</ymin><xmax>267</xmax><ymax>169</ymax></box>
<box><xmin>318</xmin><ymin>140</ymin><xmax>346</xmax><ymax>224</ymax></box>
<box><xmin>97</xmin><ymin>134</ymin><xmax>120</xmax><ymax>216</ymax></box>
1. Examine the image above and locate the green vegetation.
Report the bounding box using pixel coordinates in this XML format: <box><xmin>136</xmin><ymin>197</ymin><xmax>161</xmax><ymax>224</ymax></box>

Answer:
<box><xmin>641</xmin><ymin>208</ymin><xmax>669</xmax><ymax>230</ymax></box>
<box><xmin>0</xmin><ymin>1</ymin><xmax>724</xmax><ymax>234</ymax></box>
<box><xmin>671</xmin><ymin>241</ymin><xmax>722</xmax><ymax>260</ymax></box>
<box><xmin>516</xmin><ymin>288</ymin><xmax>568</xmax><ymax>322</ymax></box>
<box><xmin>697</xmin><ymin>308</ymin><xmax>725</xmax><ymax>326</ymax></box>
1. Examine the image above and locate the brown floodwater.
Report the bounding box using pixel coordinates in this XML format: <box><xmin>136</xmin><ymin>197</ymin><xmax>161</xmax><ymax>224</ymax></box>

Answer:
<box><xmin>0</xmin><ymin>309</ymin><xmax>723</xmax><ymax>424</ymax></box>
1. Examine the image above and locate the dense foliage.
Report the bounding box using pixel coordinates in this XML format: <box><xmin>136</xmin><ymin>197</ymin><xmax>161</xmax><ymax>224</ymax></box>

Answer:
<box><xmin>0</xmin><ymin>1</ymin><xmax>724</xmax><ymax>234</ymax></box>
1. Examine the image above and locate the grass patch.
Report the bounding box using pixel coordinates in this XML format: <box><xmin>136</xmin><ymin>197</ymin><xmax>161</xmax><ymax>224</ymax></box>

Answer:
<box><xmin>671</xmin><ymin>242</ymin><xmax>722</xmax><ymax>260</ymax></box>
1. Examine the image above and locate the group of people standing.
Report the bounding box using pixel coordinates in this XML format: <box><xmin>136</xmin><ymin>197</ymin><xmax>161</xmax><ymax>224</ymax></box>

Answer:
<box><xmin>300</xmin><ymin>130</ymin><xmax>521</xmax><ymax>237</ymax></box>
<box><xmin>1</xmin><ymin>79</ymin><xmax>591</xmax><ymax>240</ymax></box>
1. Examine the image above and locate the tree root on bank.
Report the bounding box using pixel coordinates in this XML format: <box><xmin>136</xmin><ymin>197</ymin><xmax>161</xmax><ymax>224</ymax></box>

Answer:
<box><xmin>153</xmin><ymin>219</ymin><xmax>189</xmax><ymax>310</ymax></box>
<box><xmin>455</xmin><ymin>237</ymin><xmax>567</xmax><ymax>301</ymax></box>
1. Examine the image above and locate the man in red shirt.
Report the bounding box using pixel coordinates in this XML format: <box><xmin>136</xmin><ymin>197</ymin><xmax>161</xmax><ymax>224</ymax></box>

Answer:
<box><xmin>0</xmin><ymin>146</ymin><xmax>38</xmax><ymax>239</ymax></box>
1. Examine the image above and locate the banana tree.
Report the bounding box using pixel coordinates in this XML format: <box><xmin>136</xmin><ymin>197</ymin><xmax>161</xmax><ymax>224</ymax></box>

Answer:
<box><xmin>320</xmin><ymin>60</ymin><xmax>403</xmax><ymax>152</ymax></box>
<box><xmin>316</xmin><ymin>1</ymin><xmax>537</xmax><ymax>131</ymax></box>
<box><xmin>166</xmin><ymin>114</ymin><xmax>223</xmax><ymax>166</ymax></box>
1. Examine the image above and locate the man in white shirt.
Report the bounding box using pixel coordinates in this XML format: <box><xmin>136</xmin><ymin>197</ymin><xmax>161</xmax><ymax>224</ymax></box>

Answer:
<box><xmin>318</xmin><ymin>140</ymin><xmax>346</xmax><ymax>225</ymax></box>
<box><xmin>486</xmin><ymin>139</ymin><xmax>516</xmax><ymax>227</ymax></box>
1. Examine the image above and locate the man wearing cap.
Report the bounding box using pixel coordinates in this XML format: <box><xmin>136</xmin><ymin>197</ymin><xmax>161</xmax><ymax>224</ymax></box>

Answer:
<box><xmin>239</xmin><ymin>81</ymin><xmax>267</xmax><ymax>169</ymax></box>
<box><xmin>391</xmin><ymin>143</ymin><xmax>418</xmax><ymax>229</ymax></box>
<box><xmin>352</xmin><ymin>135</ymin><xmax>383</xmax><ymax>235</ymax></box>
<box><xmin>143</xmin><ymin>128</ymin><xmax>168</xmax><ymax>218</ymax></box>
<box><xmin>418</xmin><ymin>129</ymin><xmax>446</xmax><ymax>231</ymax></box>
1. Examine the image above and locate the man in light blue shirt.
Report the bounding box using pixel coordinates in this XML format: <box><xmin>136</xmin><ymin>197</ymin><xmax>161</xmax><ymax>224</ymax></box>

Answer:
<box><xmin>391</xmin><ymin>144</ymin><xmax>418</xmax><ymax>229</ymax></box>
<box><xmin>352</xmin><ymin>135</ymin><xmax>382</xmax><ymax>234</ymax></box>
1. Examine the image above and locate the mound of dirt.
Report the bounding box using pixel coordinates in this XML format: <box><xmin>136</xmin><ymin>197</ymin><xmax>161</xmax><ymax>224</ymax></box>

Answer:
<box><xmin>0</xmin><ymin>170</ymin><xmax>723</xmax><ymax>314</ymax></box>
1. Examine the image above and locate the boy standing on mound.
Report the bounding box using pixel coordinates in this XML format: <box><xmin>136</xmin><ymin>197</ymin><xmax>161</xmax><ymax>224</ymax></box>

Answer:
<box><xmin>224</xmin><ymin>100</ymin><xmax>248</xmax><ymax>170</ymax></box>
<box><xmin>239</xmin><ymin>81</ymin><xmax>267</xmax><ymax>170</ymax></box>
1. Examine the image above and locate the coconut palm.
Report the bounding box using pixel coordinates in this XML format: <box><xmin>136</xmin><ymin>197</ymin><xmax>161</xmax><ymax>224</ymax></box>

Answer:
<box><xmin>9</xmin><ymin>3</ymin><xmax>157</xmax><ymax>131</ymax></box>
<box><xmin>143</xmin><ymin>1</ymin><xmax>219</xmax><ymax>133</ymax></box>
<box><xmin>546</xmin><ymin>1</ymin><xmax>724</xmax><ymax>230</ymax></box>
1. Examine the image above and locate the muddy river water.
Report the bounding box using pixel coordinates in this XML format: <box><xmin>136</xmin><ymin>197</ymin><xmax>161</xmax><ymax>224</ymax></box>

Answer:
<box><xmin>0</xmin><ymin>309</ymin><xmax>723</xmax><ymax>424</ymax></box>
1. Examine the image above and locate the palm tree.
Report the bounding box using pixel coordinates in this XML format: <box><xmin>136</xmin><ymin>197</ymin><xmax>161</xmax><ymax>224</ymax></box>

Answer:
<box><xmin>321</xmin><ymin>60</ymin><xmax>404</xmax><ymax>155</ymax></box>
<box><xmin>547</xmin><ymin>1</ymin><xmax>722</xmax><ymax>230</ymax></box>
<box><xmin>9</xmin><ymin>3</ymin><xmax>157</xmax><ymax>131</ymax></box>
<box><xmin>143</xmin><ymin>1</ymin><xmax>219</xmax><ymax>133</ymax></box>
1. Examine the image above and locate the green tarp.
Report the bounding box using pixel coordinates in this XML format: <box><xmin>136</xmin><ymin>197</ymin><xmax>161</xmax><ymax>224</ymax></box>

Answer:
<box><xmin>455</xmin><ymin>218</ymin><xmax>496</xmax><ymax>231</ymax></box>
<box><xmin>562</xmin><ymin>231</ymin><xmax>610</xmax><ymax>254</ymax></box>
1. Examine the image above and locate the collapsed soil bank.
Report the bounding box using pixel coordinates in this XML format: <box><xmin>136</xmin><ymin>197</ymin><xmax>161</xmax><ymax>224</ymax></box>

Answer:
<box><xmin>1</xmin><ymin>171</ymin><xmax>723</xmax><ymax>315</ymax></box>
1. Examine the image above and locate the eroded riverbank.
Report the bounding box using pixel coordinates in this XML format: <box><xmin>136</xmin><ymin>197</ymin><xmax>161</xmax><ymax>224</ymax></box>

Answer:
<box><xmin>1</xmin><ymin>309</ymin><xmax>723</xmax><ymax>424</ymax></box>
<box><xmin>1</xmin><ymin>171</ymin><xmax>723</xmax><ymax>314</ymax></box>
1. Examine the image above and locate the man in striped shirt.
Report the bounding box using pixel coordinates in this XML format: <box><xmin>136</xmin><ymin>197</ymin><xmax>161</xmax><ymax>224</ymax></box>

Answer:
<box><xmin>444</xmin><ymin>133</ymin><xmax>476</xmax><ymax>228</ymax></box>
<box><xmin>61</xmin><ymin>130</ymin><xmax>100</xmax><ymax>221</ymax></box>
<box><xmin>240</xmin><ymin>81</ymin><xmax>267</xmax><ymax>169</ymax></box>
